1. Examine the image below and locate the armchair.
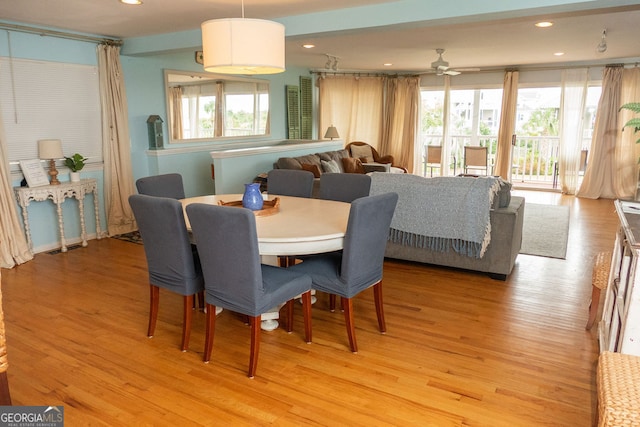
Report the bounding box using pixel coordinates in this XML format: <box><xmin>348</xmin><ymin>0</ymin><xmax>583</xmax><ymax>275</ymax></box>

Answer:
<box><xmin>345</xmin><ymin>141</ymin><xmax>407</xmax><ymax>172</ymax></box>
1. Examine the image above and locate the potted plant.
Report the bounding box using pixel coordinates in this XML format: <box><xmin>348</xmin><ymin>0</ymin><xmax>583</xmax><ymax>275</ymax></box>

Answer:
<box><xmin>620</xmin><ymin>102</ymin><xmax>640</xmax><ymax>144</ymax></box>
<box><xmin>64</xmin><ymin>153</ymin><xmax>87</xmax><ymax>182</ymax></box>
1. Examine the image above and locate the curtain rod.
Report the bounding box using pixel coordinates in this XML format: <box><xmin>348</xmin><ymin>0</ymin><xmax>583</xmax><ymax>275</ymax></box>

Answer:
<box><xmin>310</xmin><ymin>61</ymin><xmax>640</xmax><ymax>77</ymax></box>
<box><xmin>310</xmin><ymin>70</ymin><xmax>419</xmax><ymax>78</ymax></box>
<box><xmin>0</xmin><ymin>22</ymin><xmax>122</xmax><ymax>46</ymax></box>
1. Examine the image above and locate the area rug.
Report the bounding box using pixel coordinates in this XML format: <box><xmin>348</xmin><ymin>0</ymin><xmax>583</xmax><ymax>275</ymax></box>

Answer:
<box><xmin>111</xmin><ymin>231</ymin><xmax>143</xmax><ymax>245</ymax></box>
<box><xmin>520</xmin><ymin>203</ymin><xmax>570</xmax><ymax>259</ymax></box>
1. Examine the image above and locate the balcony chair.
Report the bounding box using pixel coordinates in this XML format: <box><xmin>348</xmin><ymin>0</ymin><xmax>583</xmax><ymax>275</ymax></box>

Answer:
<box><xmin>128</xmin><ymin>194</ymin><xmax>204</xmax><ymax>352</ymax></box>
<box><xmin>319</xmin><ymin>173</ymin><xmax>371</xmax><ymax>203</ymax></box>
<box><xmin>288</xmin><ymin>192</ymin><xmax>398</xmax><ymax>353</ymax></box>
<box><xmin>136</xmin><ymin>173</ymin><xmax>186</xmax><ymax>199</ymax></box>
<box><xmin>463</xmin><ymin>146</ymin><xmax>489</xmax><ymax>175</ymax></box>
<box><xmin>267</xmin><ymin>169</ymin><xmax>314</xmax><ymax>198</ymax></box>
<box><xmin>185</xmin><ymin>203</ymin><xmax>313</xmax><ymax>378</ymax></box>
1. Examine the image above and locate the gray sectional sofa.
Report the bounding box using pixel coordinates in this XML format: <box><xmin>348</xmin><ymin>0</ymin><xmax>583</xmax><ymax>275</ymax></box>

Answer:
<box><xmin>370</xmin><ymin>173</ymin><xmax>524</xmax><ymax>280</ymax></box>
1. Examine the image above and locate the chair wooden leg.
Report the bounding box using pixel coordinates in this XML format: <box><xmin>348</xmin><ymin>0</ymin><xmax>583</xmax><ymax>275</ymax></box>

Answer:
<box><xmin>586</xmin><ymin>286</ymin><xmax>601</xmax><ymax>330</ymax></box>
<box><xmin>0</xmin><ymin>372</ymin><xmax>11</xmax><ymax>406</ymax></box>
<box><xmin>342</xmin><ymin>297</ymin><xmax>358</xmax><ymax>353</ymax></box>
<box><xmin>197</xmin><ymin>291</ymin><xmax>205</xmax><ymax>311</ymax></box>
<box><xmin>147</xmin><ymin>285</ymin><xmax>160</xmax><ymax>338</ymax></box>
<box><xmin>329</xmin><ymin>294</ymin><xmax>337</xmax><ymax>312</ymax></box>
<box><xmin>301</xmin><ymin>291</ymin><xmax>312</xmax><ymax>343</ymax></box>
<box><xmin>203</xmin><ymin>303</ymin><xmax>217</xmax><ymax>363</ymax></box>
<box><xmin>373</xmin><ymin>281</ymin><xmax>386</xmax><ymax>333</ymax></box>
<box><xmin>285</xmin><ymin>300</ymin><xmax>294</xmax><ymax>333</ymax></box>
<box><xmin>248</xmin><ymin>315</ymin><xmax>261</xmax><ymax>378</ymax></box>
<box><xmin>181</xmin><ymin>295</ymin><xmax>194</xmax><ymax>352</ymax></box>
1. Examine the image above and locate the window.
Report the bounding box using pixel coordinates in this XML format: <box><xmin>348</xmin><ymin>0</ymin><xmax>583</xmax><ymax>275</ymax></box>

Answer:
<box><xmin>0</xmin><ymin>57</ymin><xmax>102</xmax><ymax>169</ymax></box>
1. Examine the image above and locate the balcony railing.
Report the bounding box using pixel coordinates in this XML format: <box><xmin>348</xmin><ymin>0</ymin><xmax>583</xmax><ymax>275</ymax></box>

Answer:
<box><xmin>420</xmin><ymin>134</ymin><xmax>590</xmax><ymax>187</ymax></box>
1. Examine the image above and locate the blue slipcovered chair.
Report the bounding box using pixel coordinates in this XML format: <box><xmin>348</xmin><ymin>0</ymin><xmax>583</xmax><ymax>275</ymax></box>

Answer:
<box><xmin>136</xmin><ymin>173</ymin><xmax>185</xmax><ymax>199</ymax></box>
<box><xmin>319</xmin><ymin>173</ymin><xmax>371</xmax><ymax>203</ymax></box>
<box><xmin>267</xmin><ymin>169</ymin><xmax>315</xmax><ymax>267</ymax></box>
<box><xmin>289</xmin><ymin>192</ymin><xmax>398</xmax><ymax>353</ymax></box>
<box><xmin>128</xmin><ymin>194</ymin><xmax>204</xmax><ymax>352</ymax></box>
<box><xmin>267</xmin><ymin>169</ymin><xmax>314</xmax><ymax>198</ymax></box>
<box><xmin>186</xmin><ymin>203</ymin><xmax>313</xmax><ymax>378</ymax></box>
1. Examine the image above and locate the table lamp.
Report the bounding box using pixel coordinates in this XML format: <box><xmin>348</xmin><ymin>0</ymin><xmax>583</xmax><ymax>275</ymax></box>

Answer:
<box><xmin>324</xmin><ymin>126</ymin><xmax>340</xmax><ymax>140</ymax></box>
<box><xmin>38</xmin><ymin>139</ymin><xmax>63</xmax><ymax>185</ymax></box>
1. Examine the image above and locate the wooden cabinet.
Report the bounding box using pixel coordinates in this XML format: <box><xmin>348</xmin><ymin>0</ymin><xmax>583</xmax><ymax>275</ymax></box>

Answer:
<box><xmin>600</xmin><ymin>200</ymin><xmax>640</xmax><ymax>355</ymax></box>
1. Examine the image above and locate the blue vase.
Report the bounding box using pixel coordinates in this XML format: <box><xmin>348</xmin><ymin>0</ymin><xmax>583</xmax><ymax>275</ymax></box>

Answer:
<box><xmin>242</xmin><ymin>183</ymin><xmax>264</xmax><ymax>210</ymax></box>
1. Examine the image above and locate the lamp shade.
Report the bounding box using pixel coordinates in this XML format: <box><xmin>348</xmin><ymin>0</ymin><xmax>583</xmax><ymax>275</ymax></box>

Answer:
<box><xmin>324</xmin><ymin>126</ymin><xmax>340</xmax><ymax>139</ymax></box>
<box><xmin>201</xmin><ymin>18</ymin><xmax>285</xmax><ymax>75</ymax></box>
<box><xmin>37</xmin><ymin>139</ymin><xmax>63</xmax><ymax>159</ymax></box>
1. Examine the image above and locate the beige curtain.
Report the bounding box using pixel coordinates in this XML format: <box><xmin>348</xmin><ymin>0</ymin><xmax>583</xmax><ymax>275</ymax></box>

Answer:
<box><xmin>559</xmin><ymin>68</ymin><xmax>589</xmax><ymax>195</ymax></box>
<box><xmin>577</xmin><ymin>66</ymin><xmax>638</xmax><ymax>199</ymax></box>
<box><xmin>97</xmin><ymin>44</ymin><xmax>136</xmax><ymax>236</ymax></box>
<box><xmin>0</xmin><ymin>111</ymin><xmax>33</xmax><ymax>268</ymax></box>
<box><xmin>168</xmin><ymin>87</ymin><xmax>183</xmax><ymax>140</ymax></box>
<box><xmin>318</xmin><ymin>75</ymin><xmax>384</xmax><ymax>146</ymax></box>
<box><xmin>494</xmin><ymin>70</ymin><xmax>519</xmax><ymax>180</ymax></box>
<box><xmin>380</xmin><ymin>76</ymin><xmax>420</xmax><ymax>173</ymax></box>
<box><xmin>215</xmin><ymin>81</ymin><xmax>224</xmax><ymax>137</ymax></box>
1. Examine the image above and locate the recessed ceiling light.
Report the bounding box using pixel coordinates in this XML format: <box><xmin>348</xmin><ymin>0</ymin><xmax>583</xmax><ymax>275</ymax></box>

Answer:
<box><xmin>554</xmin><ymin>52</ymin><xmax>565</xmax><ymax>56</ymax></box>
<box><xmin>302</xmin><ymin>44</ymin><xmax>315</xmax><ymax>49</ymax></box>
<box><xmin>120</xmin><ymin>0</ymin><xmax>143</xmax><ymax>4</ymax></box>
<box><xmin>535</xmin><ymin>21</ymin><xmax>553</xmax><ymax>28</ymax></box>
<box><xmin>383</xmin><ymin>63</ymin><xmax>393</xmax><ymax>67</ymax></box>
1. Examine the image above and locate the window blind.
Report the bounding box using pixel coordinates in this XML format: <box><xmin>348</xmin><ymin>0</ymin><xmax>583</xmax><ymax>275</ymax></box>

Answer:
<box><xmin>0</xmin><ymin>57</ymin><xmax>102</xmax><ymax>164</ymax></box>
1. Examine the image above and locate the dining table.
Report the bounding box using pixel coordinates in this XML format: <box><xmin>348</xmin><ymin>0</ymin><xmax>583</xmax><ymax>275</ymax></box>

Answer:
<box><xmin>180</xmin><ymin>193</ymin><xmax>352</xmax><ymax>330</ymax></box>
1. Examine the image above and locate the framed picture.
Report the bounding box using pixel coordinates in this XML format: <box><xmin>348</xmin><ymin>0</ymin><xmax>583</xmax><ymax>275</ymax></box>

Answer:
<box><xmin>19</xmin><ymin>159</ymin><xmax>50</xmax><ymax>187</ymax></box>
<box><xmin>195</xmin><ymin>51</ymin><xmax>204</xmax><ymax>65</ymax></box>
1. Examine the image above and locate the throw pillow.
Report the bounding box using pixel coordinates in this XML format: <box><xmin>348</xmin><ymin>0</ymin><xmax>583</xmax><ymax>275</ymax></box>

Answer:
<box><xmin>342</xmin><ymin>157</ymin><xmax>365</xmax><ymax>174</ymax></box>
<box><xmin>350</xmin><ymin>144</ymin><xmax>374</xmax><ymax>163</ymax></box>
<box><xmin>496</xmin><ymin>179</ymin><xmax>512</xmax><ymax>208</ymax></box>
<box><xmin>301</xmin><ymin>163</ymin><xmax>322</xmax><ymax>178</ymax></box>
<box><xmin>321</xmin><ymin>159</ymin><xmax>340</xmax><ymax>173</ymax></box>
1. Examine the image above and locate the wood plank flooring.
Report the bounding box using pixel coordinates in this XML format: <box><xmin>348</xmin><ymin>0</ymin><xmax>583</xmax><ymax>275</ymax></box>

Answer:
<box><xmin>0</xmin><ymin>190</ymin><xmax>617</xmax><ymax>426</ymax></box>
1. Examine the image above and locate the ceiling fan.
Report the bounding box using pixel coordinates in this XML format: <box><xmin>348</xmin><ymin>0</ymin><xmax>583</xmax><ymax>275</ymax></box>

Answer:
<box><xmin>429</xmin><ymin>48</ymin><xmax>478</xmax><ymax>76</ymax></box>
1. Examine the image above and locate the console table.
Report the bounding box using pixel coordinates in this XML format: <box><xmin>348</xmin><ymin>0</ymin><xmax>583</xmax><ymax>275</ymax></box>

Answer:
<box><xmin>600</xmin><ymin>199</ymin><xmax>640</xmax><ymax>355</ymax></box>
<box><xmin>14</xmin><ymin>179</ymin><xmax>102</xmax><ymax>253</ymax></box>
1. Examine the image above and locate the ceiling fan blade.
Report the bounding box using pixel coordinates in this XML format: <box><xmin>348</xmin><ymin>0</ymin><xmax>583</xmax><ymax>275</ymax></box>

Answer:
<box><xmin>443</xmin><ymin>70</ymin><xmax>461</xmax><ymax>76</ymax></box>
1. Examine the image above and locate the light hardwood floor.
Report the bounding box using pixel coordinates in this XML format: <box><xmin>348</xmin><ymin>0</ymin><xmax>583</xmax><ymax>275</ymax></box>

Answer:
<box><xmin>0</xmin><ymin>190</ymin><xmax>617</xmax><ymax>426</ymax></box>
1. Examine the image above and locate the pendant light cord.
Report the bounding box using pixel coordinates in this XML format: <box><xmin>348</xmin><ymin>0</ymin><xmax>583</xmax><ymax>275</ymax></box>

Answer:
<box><xmin>241</xmin><ymin>0</ymin><xmax>245</xmax><ymax>18</ymax></box>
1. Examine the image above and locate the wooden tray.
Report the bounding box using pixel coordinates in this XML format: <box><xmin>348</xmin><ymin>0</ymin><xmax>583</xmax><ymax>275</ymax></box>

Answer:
<box><xmin>218</xmin><ymin>197</ymin><xmax>280</xmax><ymax>217</ymax></box>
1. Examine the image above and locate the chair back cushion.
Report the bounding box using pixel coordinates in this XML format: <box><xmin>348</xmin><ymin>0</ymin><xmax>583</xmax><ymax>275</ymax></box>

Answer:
<box><xmin>350</xmin><ymin>144</ymin><xmax>375</xmax><ymax>163</ymax></box>
<box><xmin>267</xmin><ymin>169</ymin><xmax>314</xmax><ymax>197</ymax></box>
<box><xmin>340</xmin><ymin>192</ymin><xmax>398</xmax><ymax>295</ymax></box>
<box><xmin>186</xmin><ymin>204</ymin><xmax>265</xmax><ymax>314</ymax></box>
<box><xmin>128</xmin><ymin>194</ymin><xmax>202</xmax><ymax>295</ymax></box>
<box><xmin>319</xmin><ymin>173</ymin><xmax>371</xmax><ymax>203</ymax></box>
<box><xmin>136</xmin><ymin>173</ymin><xmax>185</xmax><ymax>199</ymax></box>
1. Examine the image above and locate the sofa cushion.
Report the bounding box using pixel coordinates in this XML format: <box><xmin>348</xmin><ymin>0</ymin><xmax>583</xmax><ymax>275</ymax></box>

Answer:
<box><xmin>276</xmin><ymin>157</ymin><xmax>303</xmax><ymax>170</ymax></box>
<box><xmin>318</xmin><ymin>149</ymin><xmax>350</xmax><ymax>172</ymax></box>
<box><xmin>321</xmin><ymin>159</ymin><xmax>341</xmax><ymax>173</ymax></box>
<box><xmin>495</xmin><ymin>179</ymin><xmax>512</xmax><ymax>208</ymax></box>
<box><xmin>350</xmin><ymin>144</ymin><xmax>375</xmax><ymax>163</ymax></box>
<box><xmin>342</xmin><ymin>157</ymin><xmax>365</xmax><ymax>174</ymax></box>
<box><xmin>301</xmin><ymin>163</ymin><xmax>322</xmax><ymax>178</ymax></box>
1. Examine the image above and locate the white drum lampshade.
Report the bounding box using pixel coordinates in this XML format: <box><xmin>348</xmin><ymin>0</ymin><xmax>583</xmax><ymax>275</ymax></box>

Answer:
<box><xmin>201</xmin><ymin>18</ymin><xmax>285</xmax><ymax>75</ymax></box>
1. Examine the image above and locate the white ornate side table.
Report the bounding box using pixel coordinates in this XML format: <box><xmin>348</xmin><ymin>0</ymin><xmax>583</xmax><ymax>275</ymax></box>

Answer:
<box><xmin>14</xmin><ymin>179</ymin><xmax>102</xmax><ymax>252</ymax></box>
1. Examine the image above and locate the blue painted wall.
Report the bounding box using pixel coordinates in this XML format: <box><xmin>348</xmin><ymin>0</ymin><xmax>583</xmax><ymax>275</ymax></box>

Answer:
<box><xmin>2</xmin><ymin>29</ymin><xmax>312</xmax><ymax>252</ymax></box>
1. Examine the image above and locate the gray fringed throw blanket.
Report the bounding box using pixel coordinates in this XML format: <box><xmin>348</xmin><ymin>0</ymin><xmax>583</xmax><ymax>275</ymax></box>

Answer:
<box><xmin>369</xmin><ymin>173</ymin><xmax>500</xmax><ymax>258</ymax></box>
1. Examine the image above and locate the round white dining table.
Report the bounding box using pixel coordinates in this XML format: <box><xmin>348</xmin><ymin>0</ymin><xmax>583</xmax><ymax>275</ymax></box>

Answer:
<box><xmin>181</xmin><ymin>194</ymin><xmax>351</xmax><ymax>256</ymax></box>
<box><xmin>180</xmin><ymin>194</ymin><xmax>352</xmax><ymax>331</ymax></box>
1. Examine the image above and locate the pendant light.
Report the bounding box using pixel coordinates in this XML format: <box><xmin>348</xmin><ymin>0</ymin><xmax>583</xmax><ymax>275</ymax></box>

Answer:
<box><xmin>201</xmin><ymin>0</ymin><xmax>285</xmax><ymax>75</ymax></box>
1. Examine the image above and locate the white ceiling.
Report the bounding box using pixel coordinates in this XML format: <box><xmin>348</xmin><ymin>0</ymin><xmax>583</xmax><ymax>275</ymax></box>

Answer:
<box><xmin>1</xmin><ymin>0</ymin><xmax>640</xmax><ymax>73</ymax></box>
